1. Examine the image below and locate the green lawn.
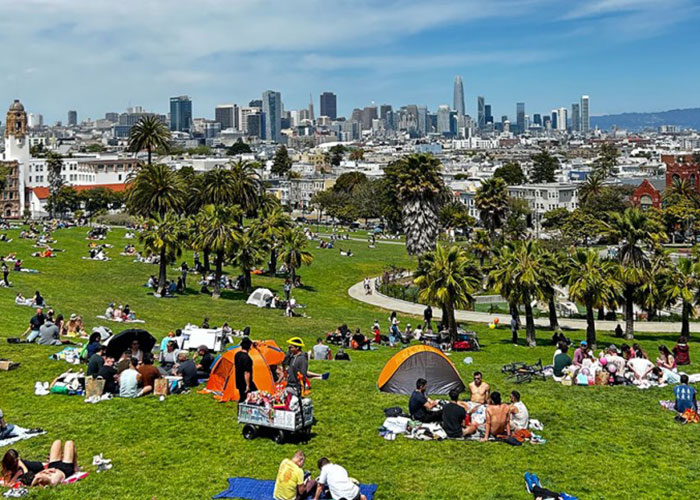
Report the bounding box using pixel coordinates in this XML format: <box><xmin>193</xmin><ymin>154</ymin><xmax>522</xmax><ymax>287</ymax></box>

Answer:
<box><xmin>0</xmin><ymin>227</ymin><xmax>698</xmax><ymax>499</ymax></box>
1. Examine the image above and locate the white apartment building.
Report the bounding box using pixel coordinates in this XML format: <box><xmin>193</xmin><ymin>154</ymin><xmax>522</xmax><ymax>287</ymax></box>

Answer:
<box><xmin>507</xmin><ymin>183</ymin><xmax>579</xmax><ymax>222</ymax></box>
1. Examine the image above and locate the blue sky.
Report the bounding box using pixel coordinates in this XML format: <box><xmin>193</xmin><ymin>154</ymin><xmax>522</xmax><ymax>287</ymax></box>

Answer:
<box><xmin>2</xmin><ymin>0</ymin><xmax>699</xmax><ymax>124</ymax></box>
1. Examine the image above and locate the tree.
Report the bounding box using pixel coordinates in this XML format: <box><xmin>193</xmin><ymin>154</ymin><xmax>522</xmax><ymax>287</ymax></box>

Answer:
<box><xmin>46</xmin><ymin>152</ymin><xmax>65</xmax><ymax>218</ymax></box>
<box><xmin>231</xmin><ymin>229</ymin><xmax>264</xmax><ymax>292</ymax></box>
<box><xmin>414</xmin><ymin>244</ymin><xmax>481</xmax><ymax>340</ymax></box>
<box><xmin>47</xmin><ymin>186</ymin><xmax>80</xmax><ymax>217</ymax></box>
<box><xmin>664</xmin><ymin>257</ymin><xmax>700</xmax><ymax>337</ymax></box>
<box><xmin>353</xmin><ymin>180</ymin><xmax>383</xmax><ymax>223</ymax></box>
<box><xmin>229</xmin><ymin>159</ymin><xmax>264</xmax><ymax>216</ymax></box>
<box><xmin>227</xmin><ymin>138</ymin><xmax>252</xmax><ymax>155</ymax></box>
<box><xmin>488</xmin><ymin>243</ymin><xmax>522</xmax><ymax>343</ymax></box>
<box><xmin>578</xmin><ymin>173</ymin><xmax>605</xmax><ymax>206</ymax></box>
<box><xmin>278</xmin><ymin>228</ymin><xmax>314</xmax><ymax>286</ymax></box>
<box><xmin>127</xmin><ymin>115</ymin><xmax>171</xmax><ymax>165</ymax></box>
<box><xmin>503</xmin><ymin>197</ymin><xmax>531</xmax><ymax>240</ymax></box>
<box><xmin>139</xmin><ymin>213</ymin><xmax>188</xmax><ymax>295</ymax></box>
<box><xmin>664</xmin><ymin>178</ymin><xmax>699</xmax><ymax>208</ymax></box>
<box><xmin>475</xmin><ymin>177</ymin><xmax>509</xmax><ymax>239</ymax></box>
<box><xmin>81</xmin><ymin>187</ymin><xmax>123</xmax><ymax>217</ymax></box>
<box><xmin>251</xmin><ymin>207</ymin><xmax>293</xmax><ymax>275</ymax></box>
<box><xmin>187</xmin><ymin>145</ymin><xmax>212</xmax><ymax>156</ymax></box>
<box><xmin>271</xmin><ymin>145</ymin><xmax>293</xmax><ymax>177</ymax></box>
<box><xmin>604</xmin><ymin>207</ymin><xmax>666</xmax><ymax>339</ymax></box>
<box><xmin>439</xmin><ymin>201</ymin><xmax>476</xmax><ymax>235</ymax></box>
<box><xmin>193</xmin><ymin>204</ymin><xmax>242</xmax><ymax>299</ymax></box>
<box><xmin>541</xmin><ymin>207</ymin><xmax>571</xmax><ymax>230</ymax></box>
<box><xmin>592</xmin><ymin>142</ymin><xmax>619</xmax><ymax>179</ymax></box>
<box><xmin>493</xmin><ymin>161</ymin><xmax>525</xmax><ymax>185</ymax></box>
<box><xmin>389</xmin><ymin>153</ymin><xmax>446</xmax><ymax>256</ymax></box>
<box><xmin>469</xmin><ymin>229</ymin><xmax>492</xmax><ymax>266</ymax></box>
<box><xmin>125</xmin><ymin>163</ymin><xmax>186</xmax><ymax>218</ymax></box>
<box><xmin>328</xmin><ymin>145</ymin><xmax>347</xmax><ymax>166</ymax></box>
<box><xmin>333</xmin><ymin>171</ymin><xmax>368</xmax><ymax>195</ymax></box>
<box><xmin>566</xmin><ymin>249</ymin><xmax>621</xmax><ymax>347</ymax></box>
<box><xmin>529</xmin><ymin>149</ymin><xmax>558</xmax><ymax>184</ymax></box>
<box><xmin>349</xmin><ymin>148</ymin><xmax>364</xmax><ymax>162</ymax></box>
<box><xmin>540</xmin><ymin>250</ymin><xmax>564</xmax><ymax>331</ymax></box>
<box><xmin>85</xmin><ymin>143</ymin><xmax>104</xmax><ymax>153</ymax></box>
<box><xmin>0</xmin><ymin>165</ymin><xmax>11</xmax><ymax>192</ymax></box>
<box><xmin>581</xmin><ymin>185</ymin><xmax>630</xmax><ymax>221</ymax></box>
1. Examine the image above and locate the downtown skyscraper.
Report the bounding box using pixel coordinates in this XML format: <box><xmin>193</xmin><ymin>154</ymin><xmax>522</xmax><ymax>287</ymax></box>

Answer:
<box><xmin>453</xmin><ymin>76</ymin><xmax>465</xmax><ymax>116</ymax></box>
<box><xmin>262</xmin><ymin>90</ymin><xmax>282</xmax><ymax>142</ymax></box>
<box><xmin>516</xmin><ymin>102</ymin><xmax>525</xmax><ymax>134</ymax></box>
<box><xmin>320</xmin><ymin>92</ymin><xmax>337</xmax><ymax>120</ymax></box>
<box><xmin>580</xmin><ymin>95</ymin><xmax>590</xmax><ymax>133</ymax></box>
<box><xmin>169</xmin><ymin>95</ymin><xmax>192</xmax><ymax>132</ymax></box>
<box><xmin>477</xmin><ymin>96</ymin><xmax>485</xmax><ymax>129</ymax></box>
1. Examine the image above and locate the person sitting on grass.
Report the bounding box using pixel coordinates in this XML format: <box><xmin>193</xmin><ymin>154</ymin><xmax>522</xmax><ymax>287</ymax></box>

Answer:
<box><xmin>0</xmin><ymin>409</ymin><xmax>17</xmax><ymax>440</ymax></box>
<box><xmin>87</xmin><ymin>345</ymin><xmax>106</xmax><ymax>377</ymax></box>
<box><xmin>119</xmin><ymin>357</ymin><xmax>142</xmax><ymax>398</ymax></box>
<box><xmin>98</xmin><ymin>356</ymin><xmax>119</xmax><ymax>395</ymax></box>
<box><xmin>86</xmin><ymin>332</ymin><xmax>102</xmax><ymax>359</ymax></box>
<box><xmin>464</xmin><ymin>392</ymin><xmax>511</xmax><ymax>442</ymax></box>
<box><xmin>173</xmin><ymin>351</ymin><xmax>199</xmax><ymax>387</ymax></box>
<box><xmin>673</xmin><ymin>336</ymin><xmax>691</xmax><ymax>366</ymax></box>
<box><xmin>627</xmin><ymin>355</ymin><xmax>655</xmax><ymax>382</ymax></box>
<box><xmin>2</xmin><ymin>449</ymin><xmax>46</xmax><ymax>487</ymax></box>
<box><xmin>312</xmin><ymin>338</ymin><xmax>331</xmax><ymax>360</ymax></box>
<box><xmin>652</xmin><ymin>366</ymin><xmax>681</xmax><ymax>385</ymax></box>
<box><xmin>195</xmin><ymin>345</ymin><xmax>214</xmax><ymax>379</ymax></box>
<box><xmin>30</xmin><ymin>440</ymin><xmax>78</xmax><ymax>487</ymax></box>
<box><xmin>553</xmin><ymin>344</ymin><xmax>572</xmax><ymax>380</ymax></box>
<box><xmin>22</xmin><ymin>308</ymin><xmax>46</xmax><ymax>343</ymax></box>
<box><xmin>334</xmin><ymin>348</ymin><xmax>350</xmax><ymax>361</ymax></box>
<box><xmin>409</xmin><ymin>378</ymin><xmax>442</xmax><ymax>423</ymax></box>
<box><xmin>314</xmin><ymin>457</ymin><xmax>367</xmax><ymax>500</ymax></box>
<box><xmin>38</xmin><ymin>316</ymin><xmax>64</xmax><ymax>346</ymax></box>
<box><xmin>573</xmin><ymin>341</ymin><xmax>588</xmax><ymax>367</ymax></box>
<box><xmin>656</xmin><ymin>345</ymin><xmax>677</xmax><ymax>372</ymax></box>
<box><xmin>509</xmin><ymin>391</ymin><xmax>529</xmax><ymax>431</ymax></box>
<box><xmin>633</xmin><ymin>343</ymin><xmax>649</xmax><ymax>360</ymax></box>
<box><xmin>441</xmin><ymin>388</ymin><xmax>469</xmax><ymax>439</ymax></box>
<box><xmin>273</xmin><ymin>450</ymin><xmax>316</xmax><ymax>500</ymax></box>
<box><xmin>674</xmin><ymin>374</ymin><xmax>697</xmax><ymax>413</ymax></box>
<box><xmin>137</xmin><ymin>353</ymin><xmax>161</xmax><ymax>396</ymax></box>
<box><xmin>159</xmin><ymin>340</ymin><xmax>179</xmax><ymax>373</ymax></box>
<box><xmin>467</xmin><ymin>372</ymin><xmax>490</xmax><ymax>412</ymax></box>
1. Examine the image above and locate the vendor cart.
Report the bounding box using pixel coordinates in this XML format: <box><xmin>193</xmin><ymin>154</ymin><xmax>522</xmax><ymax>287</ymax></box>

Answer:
<box><xmin>238</xmin><ymin>401</ymin><xmax>314</xmax><ymax>444</ymax></box>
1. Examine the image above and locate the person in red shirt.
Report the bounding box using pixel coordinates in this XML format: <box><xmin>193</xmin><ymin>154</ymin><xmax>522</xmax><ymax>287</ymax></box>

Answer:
<box><xmin>673</xmin><ymin>336</ymin><xmax>691</xmax><ymax>366</ymax></box>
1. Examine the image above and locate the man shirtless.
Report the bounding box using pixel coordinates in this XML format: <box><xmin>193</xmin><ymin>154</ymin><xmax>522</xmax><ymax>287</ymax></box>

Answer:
<box><xmin>466</xmin><ymin>371</ymin><xmax>490</xmax><ymax>415</ymax></box>
<box><xmin>464</xmin><ymin>392</ymin><xmax>511</xmax><ymax>441</ymax></box>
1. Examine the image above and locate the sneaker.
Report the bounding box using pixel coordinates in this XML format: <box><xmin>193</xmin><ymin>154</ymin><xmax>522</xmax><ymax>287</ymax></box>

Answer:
<box><xmin>524</xmin><ymin>472</ymin><xmax>539</xmax><ymax>494</ymax></box>
<box><xmin>559</xmin><ymin>494</ymin><xmax>578</xmax><ymax>500</ymax></box>
<box><xmin>321</xmin><ymin>372</ymin><xmax>330</xmax><ymax>380</ymax></box>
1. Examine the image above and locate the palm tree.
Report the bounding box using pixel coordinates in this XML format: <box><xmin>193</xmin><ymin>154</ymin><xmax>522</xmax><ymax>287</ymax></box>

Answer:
<box><xmin>139</xmin><ymin>213</ymin><xmax>188</xmax><ymax>295</ymax></box>
<box><xmin>278</xmin><ymin>228</ymin><xmax>314</xmax><ymax>287</ymax></box>
<box><xmin>664</xmin><ymin>178</ymin><xmax>698</xmax><ymax>207</ymax></box>
<box><xmin>200</xmin><ymin>168</ymin><xmax>239</xmax><ymax>205</ymax></box>
<box><xmin>127</xmin><ymin>115</ymin><xmax>171</xmax><ymax>165</ymax></box>
<box><xmin>604</xmin><ymin>207</ymin><xmax>665</xmax><ymax>339</ymax></box>
<box><xmin>126</xmin><ymin>163</ymin><xmax>186</xmax><ymax>217</ymax></box>
<box><xmin>636</xmin><ymin>250</ymin><xmax>672</xmax><ymax>321</ymax></box>
<box><xmin>390</xmin><ymin>153</ymin><xmax>445</xmax><ymax>256</ymax></box>
<box><xmin>566</xmin><ymin>249</ymin><xmax>621</xmax><ymax>347</ymax></box>
<box><xmin>664</xmin><ymin>257</ymin><xmax>700</xmax><ymax>337</ymax></box>
<box><xmin>193</xmin><ymin>204</ymin><xmax>242</xmax><ymax>299</ymax></box>
<box><xmin>475</xmin><ymin>177</ymin><xmax>509</xmax><ymax>240</ymax></box>
<box><xmin>231</xmin><ymin>229</ymin><xmax>264</xmax><ymax>292</ymax></box>
<box><xmin>488</xmin><ymin>243</ymin><xmax>522</xmax><ymax>343</ymax></box>
<box><xmin>469</xmin><ymin>229</ymin><xmax>492</xmax><ymax>267</ymax></box>
<box><xmin>414</xmin><ymin>244</ymin><xmax>481</xmax><ymax>340</ymax></box>
<box><xmin>251</xmin><ymin>207</ymin><xmax>293</xmax><ymax>275</ymax></box>
<box><xmin>45</xmin><ymin>152</ymin><xmax>65</xmax><ymax>218</ymax></box>
<box><xmin>540</xmin><ymin>250</ymin><xmax>563</xmax><ymax>331</ymax></box>
<box><xmin>229</xmin><ymin>159</ymin><xmax>264</xmax><ymax>216</ymax></box>
<box><xmin>578</xmin><ymin>172</ymin><xmax>604</xmax><ymax>206</ymax></box>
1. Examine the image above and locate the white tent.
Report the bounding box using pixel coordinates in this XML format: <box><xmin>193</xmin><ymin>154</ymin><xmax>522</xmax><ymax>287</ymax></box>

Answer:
<box><xmin>246</xmin><ymin>288</ymin><xmax>273</xmax><ymax>308</ymax></box>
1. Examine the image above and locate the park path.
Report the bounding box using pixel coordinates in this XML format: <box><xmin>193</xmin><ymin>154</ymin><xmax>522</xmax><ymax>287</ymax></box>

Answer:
<box><xmin>348</xmin><ymin>280</ymin><xmax>696</xmax><ymax>333</ymax></box>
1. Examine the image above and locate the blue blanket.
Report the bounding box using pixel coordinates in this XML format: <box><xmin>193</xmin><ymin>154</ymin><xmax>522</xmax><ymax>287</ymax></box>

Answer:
<box><xmin>213</xmin><ymin>477</ymin><xmax>377</xmax><ymax>500</ymax></box>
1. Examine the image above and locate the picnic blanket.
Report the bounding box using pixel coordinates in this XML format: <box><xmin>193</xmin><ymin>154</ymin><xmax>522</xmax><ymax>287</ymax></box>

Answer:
<box><xmin>212</xmin><ymin>477</ymin><xmax>377</xmax><ymax>500</ymax></box>
<box><xmin>0</xmin><ymin>426</ymin><xmax>46</xmax><ymax>447</ymax></box>
<box><xmin>96</xmin><ymin>316</ymin><xmax>145</xmax><ymax>324</ymax></box>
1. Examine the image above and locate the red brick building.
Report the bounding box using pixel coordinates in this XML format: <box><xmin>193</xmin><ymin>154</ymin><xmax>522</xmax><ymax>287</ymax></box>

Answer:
<box><xmin>630</xmin><ymin>154</ymin><xmax>699</xmax><ymax>210</ymax></box>
<box><xmin>630</xmin><ymin>179</ymin><xmax>662</xmax><ymax>210</ymax></box>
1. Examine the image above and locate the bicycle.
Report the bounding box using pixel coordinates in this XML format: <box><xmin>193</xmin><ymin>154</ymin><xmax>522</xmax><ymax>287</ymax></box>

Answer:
<box><xmin>501</xmin><ymin>359</ymin><xmax>546</xmax><ymax>384</ymax></box>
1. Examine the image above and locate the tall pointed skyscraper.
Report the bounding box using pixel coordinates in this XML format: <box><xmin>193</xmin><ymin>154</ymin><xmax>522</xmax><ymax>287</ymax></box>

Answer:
<box><xmin>308</xmin><ymin>93</ymin><xmax>315</xmax><ymax>122</ymax></box>
<box><xmin>453</xmin><ymin>76</ymin><xmax>465</xmax><ymax>116</ymax></box>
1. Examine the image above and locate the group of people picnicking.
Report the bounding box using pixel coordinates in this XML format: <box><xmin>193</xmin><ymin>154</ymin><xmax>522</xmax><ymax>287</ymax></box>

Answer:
<box><xmin>18</xmin><ymin>305</ymin><xmax>86</xmax><ymax>345</ymax></box>
<box><xmin>409</xmin><ymin>374</ymin><xmax>530</xmax><ymax>442</ymax></box>
<box><xmin>103</xmin><ymin>302</ymin><xmax>139</xmax><ymax>322</ymax></box>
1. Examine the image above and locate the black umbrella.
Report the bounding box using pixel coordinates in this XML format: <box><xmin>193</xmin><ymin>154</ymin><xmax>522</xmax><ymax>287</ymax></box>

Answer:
<box><xmin>105</xmin><ymin>329</ymin><xmax>156</xmax><ymax>359</ymax></box>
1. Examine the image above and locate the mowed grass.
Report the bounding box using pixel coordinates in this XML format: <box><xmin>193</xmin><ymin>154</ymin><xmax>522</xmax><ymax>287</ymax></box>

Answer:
<box><xmin>1</xmin><ymin>227</ymin><xmax>699</xmax><ymax>500</ymax></box>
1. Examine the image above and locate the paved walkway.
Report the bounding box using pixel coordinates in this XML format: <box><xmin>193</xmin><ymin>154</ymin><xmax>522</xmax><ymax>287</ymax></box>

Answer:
<box><xmin>348</xmin><ymin>280</ymin><xmax>695</xmax><ymax>333</ymax></box>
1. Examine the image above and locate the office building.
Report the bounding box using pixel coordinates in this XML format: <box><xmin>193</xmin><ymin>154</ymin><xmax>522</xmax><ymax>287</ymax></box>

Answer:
<box><xmin>380</xmin><ymin>104</ymin><xmax>393</xmax><ymax>129</ymax></box>
<box><xmin>453</xmin><ymin>76</ymin><xmax>465</xmax><ymax>116</ymax></box>
<box><xmin>557</xmin><ymin>107</ymin><xmax>568</xmax><ymax>131</ymax></box>
<box><xmin>215</xmin><ymin>104</ymin><xmax>238</xmax><ymax>130</ymax></box>
<box><xmin>484</xmin><ymin>105</ymin><xmax>493</xmax><ymax>124</ymax></box>
<box><xmin>169</xmin><ymin>96</ymin><xmax>192</xmax><ymax>132</ymax></box>
<box><xmin>417</xmin><ymin>106</ymin><xmax>429</xmax><ymax>135</ymax></box>
<box><xmin>246</xmin><ymin>112</ymin><xmax>262</xmax><ymax>139</ymax></box>
<box><xmin>67</xmin><ymin>110</ymin><xmax>77</xmax><ymax>126</ymax></box>
<box><xmin>105</xmin><ymin>112</ymin><xmax>119</xmax><ymax>122</ymax></box>
<box><xmin>580</xmin><ymin>95</ymin><xmax>590</xmax><ymax>134</ymax></box>
<box><xmin>571</xmin><ymin>103</ymin><xmax>580</xmax><ymax>132</ymax></box>
<box><xmin>27</xmin><ymin>113</ymin><xmax>43</xmax><ymax>128</ymax></box>
<box><xmin>533</xmin><ymin>114</ymin><xmax>542</xmax><ymax>126</ymax></box>
<box><xmin>477</xmin><ymin>97</ymin><xmax>485</xmax><ymax>130</ymax></box>
<box><xmin>516</xmin><ymin>102</ymin><xmax>525</xmax><ymax>135</ymax></box>
<box><xmin>361</xmin><ymin>106</ymin><xmax>377</xmax><ymax>130</ymax></box>
<box><xmin>320</xmin><ymin>92</ymin><xmax>337</xmax><ymax>120</ymax></box>
<box><xmin>262</xmin><ymin>90</ymin><xmax>282</xmax><ymax>142</ymax></box>
<box><xmin>551</xmin><ymin>111</ymin><xmax>558</xmax><ymax>130</ymax></box>
<box><xmin>437</xmin><ymin>105</ymin><xmax>451</xmax><ymax>135</ymax></box>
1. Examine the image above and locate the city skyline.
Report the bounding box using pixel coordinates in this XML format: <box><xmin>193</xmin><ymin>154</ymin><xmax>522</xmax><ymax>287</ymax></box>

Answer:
<box><xmin>2</xmin><ymin>0</ymin><xmax>699</xmax><ymax>122</ymax></box>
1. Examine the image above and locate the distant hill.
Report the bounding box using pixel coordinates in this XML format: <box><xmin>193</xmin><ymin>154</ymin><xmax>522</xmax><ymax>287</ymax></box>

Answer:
<box><xmin>591</xmin><ymin>108</ymin><xmax>700</xmax><ymax>132</ymax></box>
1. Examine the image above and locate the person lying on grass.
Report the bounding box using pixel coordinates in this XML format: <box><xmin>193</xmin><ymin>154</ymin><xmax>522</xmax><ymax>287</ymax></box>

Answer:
<box><xmin>30</xmin><ymin>440</ymin><xmax>79</xmax><ymax>486</ymax></box>
<box><xmin>2</xmin><ymin>449</ymin><xmax>46</xmax><ymax>487</ymax></box>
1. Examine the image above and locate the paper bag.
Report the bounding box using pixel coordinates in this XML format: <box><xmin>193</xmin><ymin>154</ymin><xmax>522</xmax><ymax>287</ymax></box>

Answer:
<box><xmin>154</xmin><ymin>378</ymin><xmax>169</xmax><ymax>396</ymax></box>
<box><xmin>86</xmin><ymin>377</ymin><xmax>105</xmax><ymax>398</ymax></box>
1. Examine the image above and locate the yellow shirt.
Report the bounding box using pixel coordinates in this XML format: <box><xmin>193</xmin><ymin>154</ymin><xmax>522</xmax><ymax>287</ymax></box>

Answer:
<box><xmin>273</xmin><ymin>458</ymin><xmax>304</xmax><ymax>500</ymax></box>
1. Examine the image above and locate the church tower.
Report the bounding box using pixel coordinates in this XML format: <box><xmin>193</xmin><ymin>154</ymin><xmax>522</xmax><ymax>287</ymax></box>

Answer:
<box><xmin>1</xmin><ymin>99</ymin><xmax>29</xmax><ymax>218</ymax></box>
<box><xmin>4</xmin><ymin>99</ymin><xmax>29</xmax><ymax>164</ymax></box>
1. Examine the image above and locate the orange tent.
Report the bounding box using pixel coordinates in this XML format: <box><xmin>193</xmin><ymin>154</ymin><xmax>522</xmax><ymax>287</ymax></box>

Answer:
<box><xmin>201</xmin><ymin>340</ymin><xmax>286</xmax><ymax>402</ymax></box>
<box><xmin>377</xmin><ymin>345</ymin><xmax>465</xmax><ymax>395</ymax></box>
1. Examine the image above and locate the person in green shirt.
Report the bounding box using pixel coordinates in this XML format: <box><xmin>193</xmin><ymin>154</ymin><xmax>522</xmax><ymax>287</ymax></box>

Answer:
<box><xmin>553</xmin><ymin>344</ymin><xmax>572</xmax><ymax>379</ymax></box>
<box><xmin>273</xmin><ymin>450</ymin><xmax>316</xmax><ymax>500</ymax></box>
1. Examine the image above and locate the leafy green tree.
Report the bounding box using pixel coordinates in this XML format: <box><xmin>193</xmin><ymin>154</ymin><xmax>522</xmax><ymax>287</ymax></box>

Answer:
<box><xmin>578</xmin><ymin>173</ymin><xmax>605</xmax><ymax>206</ymax></box>
<box><xmin>85</xmin><ymin>143</ymin><xmax>104</xmax><ymax>153</ymax></box>
<box><xmin>45</xmin><ymin>152</ymin><xmax>65</xmax><ymax>218</ymax></box>
<box><xmin>231</xmin><ymin>228</ymin><xmax>264</xmax><ymax>292</ymax></box>
<box><xmin>333</xmin><ymin>171</ymin><xmax>368</xmax><ymax>194</ymax></box>
<box><xmin>139</xmin><ymin>213</ymin><xmax>188</xmax><ymax>295</ymax></box>
<box><xmin>561</xmin><ymin>209</ymin><xmax>605</xmax><ymax>245</ymax></box>
<box><xmin>581</xmin><ymin>185</ymin><xmax>630</xmax><ymax>221</ymax></box>
<box><xmin>389</xmin><ymin>153</ymin><xmax>446</xmax><ymax>256</ymax></box>
<box><xmin>127</xmin><ymin>115</ymin><xmax>171</xmax><ymax>165</ymax></box>
<box><xmin>227</xmin><ymin>138</ymin><xmax>252</xmax><ymax>155</ymax></box>
<box><xmin>279</xmin><ymin>228</ymin><xmax>314</xmax><ymax>286</ymax></box>
<box><xmin>271</xmin><ymin>145</ymin><xmax>293</xmax><ymax>177</ymax></box>
<box><xmin>47</xmin><ymin>186</ymin><xmax>80</xmax><ymax>218</ymax></box>
<box><xmin>604</xmin><ymin>207</ymin><xmax>666</xmax><ymax>339</ymax></box>
<box><xmin>193</xmin><ymin>204</ymin><xmax>242</xmax><ymax>299</ymax></box>
<box><xmin>310</xmin><ymin>189</ymin><xmax>336</xmax><ymax>222</ymax></box>
<box><xmin>414</xmin><ymin>244</ymin><xmax>481</xmax><ymax>340</ymax></box>
<box><xmin>503</xmin><ymin>197</ymin><xmax>531</xmax><ymax>240</ymax></box>
<box><xmin>593</xmin><ymin>142</ymin><xmax>619</xmax><ymax>179</ymax></box>
<box><xmin>664</xmin><ymin>257</ymin><xmax>700</xmax><ymax>337</ymax></box>
<box><xmin>475</xmin><ymin>177</ymin><xmax>509</xmax><ymax>239</ymax></box>
<box><xmin>566</xmin><ymin>249</ymin><xmax>621</xmax><ymax>346</ymax></box>
<box><xmin>251</xmin><ymin>207</ymin><xmax>293</xmax><ymax>275</ymax></box>
<box><xmin>81</xmin><ymin>187</ymin><xmax>124</xmax><ymax>217</ymax></box>
<box><xmin>469</xmin><ymin>229</ymin><xmax>492</xmax><ymax>266</ymax></box>
<box><xmin>541</xmin><ymin>207</ymin><xmax>571</xmax><ymax>230</ymax></box>
<box><xmin>439</xmin><ymin>201</ymin><xmax>476</xmax><ymax>234</ymax></box>
<box><xmin>328</xmin><ymin>145</ymin><xmax>347</xmax><ymax>166</ymax></box>
<box><xmin>126</xmin><ymin>163</ymin><xmax>186</xmax><ymax>217</ymax></box>
<box><xmin>349</xmin><ymin>148</ymin><xmax>364</xmax><ymax>162</ymax></box>
<box><xmin>229</xmin><ymin>159</ymin><xmax>263</xmax><ymax>216</ymax></box>
<box><xmin>353</xmin><ymin>180</ymin><xmax>383</xmax><ymax>223</ymax></box>
<box><xmin>493</xmin><ymin>161</ymin><xmax>525</xmax><ymax>185</ymax></box>
<box><xmin>488</xmin><ymin>243</ymin><xmax>522</xmax><ymax>343</ymax></box>
<box><xmin>664</xmin><ymin>178</ymin><xmax>699</xmax><ymax>208</ymax></box>
<box><xmin>187</xmin><ymin>145</ymin><xmax>212</xmax><ymax>155</ymax></box>
<box><xmin>529</xmin><ymin>149</ymin><xmax>558</xmax><ymax>183</ymax></box>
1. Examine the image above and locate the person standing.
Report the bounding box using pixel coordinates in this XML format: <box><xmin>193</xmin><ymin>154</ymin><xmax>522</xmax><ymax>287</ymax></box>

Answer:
<box><xmin>284</xmin><ymin>280</ymin><xmax>292</xmax><ymax>301</ymax></box>
<box><xmin>423</xmin><ymin>305</ymin><xmax>432</xmax><ymax>330</ymax></box>
<box><xmin>234</xmin><ymin>338</ymin><xmax>256</xmax><ymax>403</ymax></box>
<box><xmin>1</xmin><ymin>262</ymin><xmax>9</xmax><ymax>287</ymax></box>
<box><xmin>510</xmin><ymin>315</ymin><xmax>519</xmax><ymax>345</ymax></box>
<box><xmin>286</xmin><ymin>337</ymin><xmax>308</xmax><ymax>396</ymax></box>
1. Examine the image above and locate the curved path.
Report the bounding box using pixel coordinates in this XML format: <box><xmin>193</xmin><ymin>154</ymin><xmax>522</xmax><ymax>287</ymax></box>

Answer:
<box><xmin>348</xmin><ymin>280</ymin><xmax>697</xmax><ymax>333</ymax></box>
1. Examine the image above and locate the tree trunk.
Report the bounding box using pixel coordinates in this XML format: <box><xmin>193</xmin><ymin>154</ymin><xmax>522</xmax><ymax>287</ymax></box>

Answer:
<box><xmin>245</xmin><ymin>269</ymin><xmax>252</xmax><ymax>293</ymax></box>
<box><xmin>290</xmin><ymin>266</ymin><xmax>297</xmax><ymax>288</ymax></box>
<box><xmin>524</xmin><ymin>298</ymin><xmax>536</xmax><ymax>347</ymax></box>
<box><xmin>624</xmin><ymin>285</ymin><xmax>635</xmax><ymax>340</ymax></box>
<box><xmin>158</xmin><ymin>246</ymin><xmax>167</xmax><ymax>295</ymax></box>
<box><xmin>585</xmin><ymin>301</ymin><xmax>596</xmax><ymax>348</ymax></box>
<box><xmin>147</xmin><ymin>145</ymin><xmax>152</xmax><ymax>166</ymax></box>
<box><xmin>509</xmin><ymin>302</ymin><xmax>521</xmax><ymax>328</ymax></box>
<box><xmin>446</xmin><ymin>299</ymin><xmax>458</xmax><ymax>342</ymax></box>
<box><xmin>203</xmin><ymin>248</ymin><xmax>211</xmax><ymax>274</ymax></box>
<box><xmin>597</xmin><ymin>308</ymin><xmax>605</xmax><ymax>321</ymax></box>
<box><xmin>682</xmin><ymin>301</ymin><xmax>690</xmax><ymax>337</ymax></box>
<box><xmin>548</xmin><ymin>295</ymin><xmax>559</xmax><ymax>330</ymax></box>
<box><xmin>269</xmin><ymin>249</ymin><xmax>277</xmax><ymax>276</ymax></box>
<box><xmin>212</xmin><ymin>250</ymin><xmax>223</xmax><ymax>299</ymax></box>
